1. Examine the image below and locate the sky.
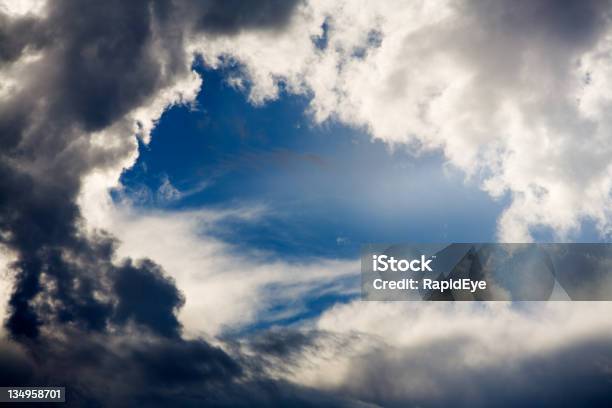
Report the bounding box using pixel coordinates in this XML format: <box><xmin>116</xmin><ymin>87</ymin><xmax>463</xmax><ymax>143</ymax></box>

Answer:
<box><xmin>117</xmin><ymin>64</ymin><xmax>507</xmax><ymax>258</ymax></box>
<box><xmin>1</xmin><ymin>0</ymin><xmax>612</xmax><ymax>407</ymax></box>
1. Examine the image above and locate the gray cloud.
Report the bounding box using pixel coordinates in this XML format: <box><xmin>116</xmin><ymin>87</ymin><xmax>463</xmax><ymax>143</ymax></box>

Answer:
<box><xmin>0</xmin><ymin>0</ymin><xmax>301</xmax><ymax>337</ymax></box>
<box><xmin>242</xmin><ymin>325</ymin><xmax>612</xmax><ymax>408</ymax></box>
<box><xmin>0</xmin><ymin>0</ymin><xmax>343</xmax><ymax>406</ymax></box>
<box><xmin>0</xmin><ymin>12</ymin><xmax>47</xmax><ymax>64</ymax></box>
<box><xmin>190</xmin><ymin>0</ymin><xmax>302</xmax><ymax>35</ymax></box>
<box><xmin>348</xmin><ymin>337</ymin><xmax>612</xmax><ymax>407</ymax></box>
<box><xmin>0</xmin><ymin>330</ymin><xmax>372</xmax><ymax>407</ymax></box>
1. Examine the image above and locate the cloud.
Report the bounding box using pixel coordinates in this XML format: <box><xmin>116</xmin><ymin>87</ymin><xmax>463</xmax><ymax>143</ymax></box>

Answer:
<box><xmin>0</xmin><ymin>328</ymin><xmax>376</xmax><ymax>407</ymax></box>
<box><xmin>156</xmin><ymin>175</ymin><xmax>183</xmax><ymax>203</ymax></box>
<box><xmin>80</xmin><ymin>199</ymin><xmax>358</xmax><ymax>337</ymax></box>
<box><xmin>119</xmin><ymin>174</ymin><xmax>212</xmax><ymax>206</ymax></box>
<box><xmin>193</xmin><ymin>0</ymin><xmax>612</xmax><ymax>241</ymax></box>
<box><xmin>188</xmin><ymin>0</ymin><xmax>302</xmax><ymax>36</ymax></box>
<box><xmin>0</xmin><ymin>0</ymin><xmax>202</xmax><ymax>339</ymax></box>
<box><xmin>244</xmin><ymin>301</ymin><xmax>612</xmax><ymax>407</ymax></box>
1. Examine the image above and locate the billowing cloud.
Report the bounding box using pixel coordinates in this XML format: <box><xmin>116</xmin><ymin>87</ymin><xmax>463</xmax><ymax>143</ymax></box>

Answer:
<box><xmin>195</xmin><ymin>0</ymin><xmax>612</xmax><ymax>241</ymax></box>
<box><xmin>245</xmin><ymin>301</ymin><xmax>612</xmax><ymax>407</ymax></box>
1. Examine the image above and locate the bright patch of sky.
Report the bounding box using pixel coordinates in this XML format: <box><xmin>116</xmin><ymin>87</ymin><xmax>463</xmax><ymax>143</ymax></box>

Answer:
<box><xmin>115</xmin><ymin>64</ymin><xmax>602</xmax><ymax>263</ymax></box>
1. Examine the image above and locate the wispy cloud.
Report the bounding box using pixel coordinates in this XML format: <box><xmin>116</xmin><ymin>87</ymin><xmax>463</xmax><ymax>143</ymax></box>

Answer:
<box><xmin>83</xmin><ymin>197</ymin><xmax>358</xmax><ymax>337</ymax></box>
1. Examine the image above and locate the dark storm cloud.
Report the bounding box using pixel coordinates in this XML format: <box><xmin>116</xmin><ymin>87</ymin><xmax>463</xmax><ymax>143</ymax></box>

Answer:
<box><xmin>189</xmin><ymin>0</ymin><xmax>302</xmax><ymax>35</ymax></box>
<box><xmin>0</xmin><ymin>13</ymin><xmax>47</xmax><ymax>64</ymax></box>
<box><xmin>249</xmin><ymin>328</ymin><xmax>318</xmax><ymax>358</ymax></box>
<box><xmin>338</xmin><ymin>334</ymin><xmax>612</xmax><ymax>408</ymax></box>
<box><xmin>112</xmin><ymin>259</ymin><xmax>184</xmax><ymax>338</ymax></box>
<box><xmin>0</xmin><ymin>0</ymin><xmax>339</xmax><ymax>406</ymax></box>
<box><xmin>50</xmin><ymin>0</ymin><xmax>168</xmax><ymax>130</ymax></box>
<box><xmin>461</xmin><ymin>0</ymin><xmax>612</xmax><ymax>51</ymax></box>
<box><xmin>0</xmin><ymin>331</ymin><xmax>371</xmax><ymax>407</ymax></box>
<box><xmin>0</xmin><ymin>0</ymin><xmax>303</xmax><ymax>338</ymax></box>
<box><xmin>241</xmin><ymin>328</ymin><xmax>612</xmax><ymax>408</ymax></box>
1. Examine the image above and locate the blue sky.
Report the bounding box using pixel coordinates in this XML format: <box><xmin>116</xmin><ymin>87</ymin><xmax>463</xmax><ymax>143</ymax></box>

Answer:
<box><xmin>117</xmin><ymin>64</ymin><xmax>508</xmax><ymax>261</ymax></box>
<box><xmin>112</xmin><ymin>63</ymin><xmax>607</xmax><ymax>333</ymax></box>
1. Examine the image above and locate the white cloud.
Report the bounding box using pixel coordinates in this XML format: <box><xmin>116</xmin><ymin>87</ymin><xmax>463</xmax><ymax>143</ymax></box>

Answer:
<box><xmin>263</xmin><ymin>300</ymin><xmax>612</xmax><ymax>402</ymax></box>
<box><xmin>0</xmin><ymin>248</ymin><xmax>16</xmax><ymax>333</ymax></box>
<box><xmin>79</xmin><ymin>185</ymin><xmax>358</xmax><ymax>337</ymax></box>
<box><xmin>0</xmin><ymin>0</ymin><xmax>46</xmax><ymax>17</ymax></box>
<box><xmin>190</xmin><ymin>0</ymin><xmax>612</xmax><ymax>241</ymax></box>
<box><xmin>156</xmin><ymin>175</ymin><xmax>182</xmax><ymax>203</ymax></box>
